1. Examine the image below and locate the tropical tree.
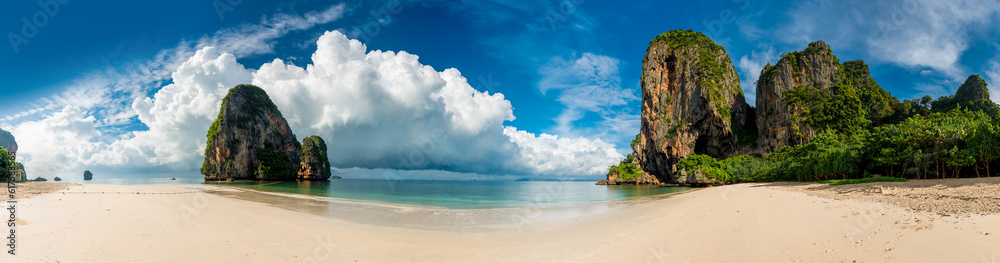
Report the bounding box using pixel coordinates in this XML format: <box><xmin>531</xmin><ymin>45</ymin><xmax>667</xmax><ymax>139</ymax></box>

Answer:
<box><xmin>0</xmin><ymin>147</ymin><xmax>13</xmax><ymax>181</ymax></box>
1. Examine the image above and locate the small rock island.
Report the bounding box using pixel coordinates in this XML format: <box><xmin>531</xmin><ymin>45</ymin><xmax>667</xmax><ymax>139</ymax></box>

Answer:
<box><xmin>201</xmin><ymin>84</ymin><xmax>334</xmax><ymax>181</ymax></box>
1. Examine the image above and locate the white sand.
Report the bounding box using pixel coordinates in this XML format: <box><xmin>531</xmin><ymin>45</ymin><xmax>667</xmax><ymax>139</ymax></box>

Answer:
<box><xmin>7</xmin><ymin>182</ymin><xmax>1000</xmax><ymax>262</ymax></box>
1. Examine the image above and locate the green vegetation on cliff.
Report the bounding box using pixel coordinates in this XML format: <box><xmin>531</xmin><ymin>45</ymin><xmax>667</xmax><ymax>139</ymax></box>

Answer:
<box><xmin>931</xmin><ymin>75</ymin><xmax>999</xmax><ymax>116</ymax></box>
<box><xmin>677</xmin><ymin>154</ymin><xmax>730</xmax><ymax>182</ymax></box>
<box><xmin>254</xmin><ymin>142</ymin><xmax>297</xmax><ymax>180</ymax></box>
<box><xmin>664</xmin><ymin>39</ymin><xmax>1000</xmax><ymax>183</ymax></box>
<box><xmin>778</xmin><ymin>51</ymin><xmax>893</xmax><ymax>135</ymax></box>
<box><xmin>784</xmin><ymin>83</ymin><xmax>868</xmax><ymax>135</ymax></box>
<box><xmin>651</xmin><ymin>29</ymin><xmax>741</xmax><ymax>124</ymax></box>
<box><xmin>678</xmin><ymin>107</ymin><xmax>1000</xmax><ymax>183</ymax></box>
<box><xmin>842</xmin><ymin>60</ymin><xmax>897</xmax><ymax>125</ymax></box>
<box><xmin>202</xmin><ymin>84</ymin><xmax>303</xmax><ymax>181</ymax></box>
<box><xmin>760</xmin><ymin>42</ymin><xmax>837</xmax><ymax>84</ymax></box>
<box><xmin>606</xmin><ymin>154</ymin><xmax>644</xmax><ymax>181</ymax></box>
<box><xmin>301</xmin><ymin>136</ymin><xmax>329</xmax><ymax>166</ymax></box>
<box><xmin>0</xmin><ymin>147</ymin><xmax>13</xmax><ymax>181</ymax></box>
<box><xmin>621</xmin><ymin>31</ymin><xmax>1000</xmax><ymax>185</ymax></box>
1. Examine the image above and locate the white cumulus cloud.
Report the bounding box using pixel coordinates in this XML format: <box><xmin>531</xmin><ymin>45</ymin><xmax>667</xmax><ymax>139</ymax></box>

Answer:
<box><xmin>252</xmin><ymin>31</ymin><xmax>621</xmax><ymax>176</ymax></box>
<box><xmin>10</xmin><ymin>28</ymin><xmax>622</xmax><ymax>178</ymax></box>
<box><xmin>11</xmin><ymin>106</ymin><xmax>101</xmax><ymax>177</ymax></box>
<box><xmin>11</xmin><ymin>47</ymin><xmax>253</xmax><ymax>177</ymax></box>
<box><xmin>777</xmin><ymin>0</ymin><xmax>1000</xmax><ymax>78</ymax></box>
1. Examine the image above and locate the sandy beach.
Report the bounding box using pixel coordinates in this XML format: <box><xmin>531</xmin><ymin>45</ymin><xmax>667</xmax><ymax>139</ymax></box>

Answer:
<box><xmin>7</xmin><ymin>179</ymin><xmax>1000</xmax><ymax>262</ymax></box>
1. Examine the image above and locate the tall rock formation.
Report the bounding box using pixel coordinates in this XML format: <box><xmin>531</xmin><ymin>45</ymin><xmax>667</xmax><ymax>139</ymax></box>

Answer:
<box><xmin>841</xmin><ymin>60</ymin><xmax>897</xmax><ymax>126</ymax></box>
<box><xmin>755</xmin><ymin>42</ymin><xmax>900</xmax><ymax>152</ymax></box>
<box><xmin>0</xmin><ymin>128</ymin><xmax>17</xmax><ymax>155</ymax></box>
<box><xmin>634</xmin><ymin>30</ymin><xmax>752</xmax><ymax>184</ymax></box>
<box><xmin>931</xmin><ymin>74</ymin><xmax>999</xmax><ymax>115</ymax></box>
<box><xmin>298</xmin><ymin>135</ymin><xmax>332</xmax><ymax>181</ymax></box>
<box><xmin>754</xmin><ymin>41</ymin><xmax>842</xmax><ymax>153</ymax></box>
<box><xmin>201</xmin><ymin>84</ymin><xmax>302</xmax><ymax>181</ymax></box>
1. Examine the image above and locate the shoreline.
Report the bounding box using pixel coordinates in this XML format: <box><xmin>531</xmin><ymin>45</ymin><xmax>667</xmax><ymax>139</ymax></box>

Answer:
<box><xmin>9</xmin><ymin>178</ymin><xmax>1000</xmax><ymax>262</ymax></box>
<box><xmin>205</xmin><ymin>183</ymin><xmax>697</xmax><ymax>232</ymax></box>
<box><xmin>224</xmin><ymin>182</ymin><xmax>700</xmax><ymax>211</ymax></box>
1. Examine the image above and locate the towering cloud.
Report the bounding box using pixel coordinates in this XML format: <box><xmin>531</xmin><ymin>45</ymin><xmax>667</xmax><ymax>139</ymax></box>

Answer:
<box><xmin>13</xmin><ymin>31</ymin><xmax>621</xmax><ymax>178</ymax></box>
<box><xmin>253</xmin><ymin>31</ymin><xmax>620</xmax><ymax>176</ymax></box>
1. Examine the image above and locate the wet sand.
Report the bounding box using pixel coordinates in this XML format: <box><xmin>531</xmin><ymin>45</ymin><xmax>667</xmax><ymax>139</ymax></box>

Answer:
<box><xmin>9</xmin><ymin>180</ymin><xmax>1000</xmax><ymax>262</ymax></box>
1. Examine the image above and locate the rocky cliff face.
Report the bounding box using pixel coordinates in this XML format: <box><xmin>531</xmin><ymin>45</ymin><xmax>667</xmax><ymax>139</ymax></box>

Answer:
<box><xmin>932</xmin><ymin>74</ymin><xmax>999</xmax><ymax>115</ymax></box>
<box><xmin>202</xmin><ymin>84</ymin><xmax>301</xmax><ymax>181</ymax></box>
<box><xmin>634</xmin><ymin>30</ymin><xmax>752</xmax><ymax>184</ymax></box>
<box><xmin>596</xmin><ymin>169</ymin><xmax>661</xmax><ymax>185</ymax></box>
<box><xmin>955</xmin><ymin>74</ymin><xmax>990</xmax><ymax>101</ymax></box>
<box><xmin>0</xmin><ymin>128</ymin><xmax>17</xmax><ymax>155</ymax></box>
<box><xmin>298</xmin><ymin>135</ymin><xmax>332</xmax><ymax>181</ymax></box>
<box><xmin>754</xmin><ymin>41</ymin><xmax>841</xmax><ymax>153</ymax></box>
<box><xmin>611</xmin><ymin>33</ymin><xmax>913</xmax><ymax>186</ymax></box>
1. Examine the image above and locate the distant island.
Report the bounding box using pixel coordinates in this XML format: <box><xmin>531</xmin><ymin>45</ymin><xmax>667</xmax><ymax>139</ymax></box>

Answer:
<box><xmin>602</xmin><ymin>29</ymin><xmax>1000</xmax><ymax>186</ymax></box>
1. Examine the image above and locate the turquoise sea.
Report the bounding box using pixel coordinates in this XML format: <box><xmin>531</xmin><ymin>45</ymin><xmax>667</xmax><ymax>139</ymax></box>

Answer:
<box><xmin>72</xmin><ymin>177</ymin><xmax>691</xmax><ymax>209</ymax></box>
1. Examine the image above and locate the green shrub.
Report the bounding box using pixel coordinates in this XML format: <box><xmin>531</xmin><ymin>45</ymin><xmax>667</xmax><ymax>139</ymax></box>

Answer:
<box><xmin>677</xmin><ymin>154</ymin><xmax>730</xmax><ymax>182</ymax></box>
<box><xmin>722</xmin><ymin>155</ymin><xmax>772</xmax><ymax>182</ymax></box>
<box><xmin>762</xmin><ymin>130</ymin><xmax>863</xmax><ymax>181</ymax></box>
<box><xmin>0</xmin><ymin>147</ymin><xmax>13</xmax><ymax>181</ymax></box>
<box><xmin>255</xmin><ymin>147</ymin><xmax>296</xmax><ymax>180</ymax></box>
<box><xmin>607</xmin><ymin>154</ymin><xmax>644</xmax><ymax>180</ymax></box>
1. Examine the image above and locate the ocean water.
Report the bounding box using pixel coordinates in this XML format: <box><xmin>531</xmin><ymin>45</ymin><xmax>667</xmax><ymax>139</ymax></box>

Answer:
<box><xmin>68</xmin><ymin>177</ymin><xmax>692</xmax><ymax>209</ymax></box>
<box><xmin>69</xmin><ymin>176</ymin><xmax>207</xmax><ymax>185</ymax></box>
<box><xmin>208</xmin><ymin>179</ymin><xmax>692</xmax><ymax>209</ymax></box>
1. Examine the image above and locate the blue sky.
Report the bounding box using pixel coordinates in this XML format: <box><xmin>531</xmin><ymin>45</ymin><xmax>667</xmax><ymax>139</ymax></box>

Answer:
<box><xmin>2</xmin><ymin>0</ymin><xmax>999</xmax><ymax>180</ymax></box>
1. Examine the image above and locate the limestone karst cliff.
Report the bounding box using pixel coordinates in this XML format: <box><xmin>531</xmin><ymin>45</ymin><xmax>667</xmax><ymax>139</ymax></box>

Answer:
<box><xmin>614</xmin><ymin>32</ymin><xmax>906</xmax><ymax>185</ymax></box>
<box><xmin>298</xmin><ymin>135</ymin><xmax>332</xmax><ymax>181</ymax></box>
<box><xmin>931</xmin><ymin>74</ymin><xmax>999</xmax><ymax>115</ymax></box>
<box><xmin>632</xmin><ymin>29</ymin><xmax>753</xmax><ymax>184</ymax></box>
<box><xmin>201</xmin><ymin>84</ymin><xmax>302</xmax><ymax>181</ymax></box>
<box><xmin>0</xmin><ymin>128</ymin><xmax>17</xmax><ymax>155</ymax></box>
<box><xmin>754</xmin><ymin>41</ymin><xmax>842</xmax><ymax>153</ymax></box>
